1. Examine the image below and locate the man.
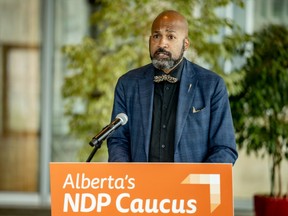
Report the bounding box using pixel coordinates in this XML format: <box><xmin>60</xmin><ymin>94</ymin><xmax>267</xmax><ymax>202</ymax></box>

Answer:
<box><xmin>107</xmin><ymin>10</ymin><xmax>238</xmax><ymax>164</ymax></box>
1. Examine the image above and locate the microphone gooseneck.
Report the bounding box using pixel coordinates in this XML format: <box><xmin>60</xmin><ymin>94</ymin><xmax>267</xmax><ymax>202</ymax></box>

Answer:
<box><xmin>89</xmin><ymin>113</ymin><xmax>128</xmax><ymax>147</ymax></box>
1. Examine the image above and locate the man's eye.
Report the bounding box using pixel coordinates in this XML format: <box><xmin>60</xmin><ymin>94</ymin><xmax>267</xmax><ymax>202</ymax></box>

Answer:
<box><xmin>168</xmin><ymin>35</ymin><xmax>175</xmax><ymax>40</ymax></box>
<box><xmin>153</xmin><ymin>35</ymin><xmax>160</xmax><ymax>39</ymax></box>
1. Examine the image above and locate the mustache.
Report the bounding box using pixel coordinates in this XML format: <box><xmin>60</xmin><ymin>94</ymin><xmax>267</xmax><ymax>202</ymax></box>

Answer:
<box><xmin>154</xmin><ymin>48</ymin><xmax>171</xmax><ymax>57</ymax></box>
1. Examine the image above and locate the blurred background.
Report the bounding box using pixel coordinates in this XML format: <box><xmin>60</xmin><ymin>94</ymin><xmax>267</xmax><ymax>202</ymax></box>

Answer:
<box><xmin>0</xmin><ymin>0</ymin><xmax>287</xmax><ymax>215</ymax></box>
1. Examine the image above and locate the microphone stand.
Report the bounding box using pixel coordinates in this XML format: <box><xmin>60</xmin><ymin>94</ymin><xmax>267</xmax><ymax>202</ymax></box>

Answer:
<box><xmin>86</xmin><ymin>125</ymin><xmax>109</xmax><ymax>162</ymax></box>
<box><xmin>85</xmin><ymin>113</ymin><xmax>127</xmax><ymax>162</ymax></box>
<box><xmin>86</xmin><ymin>140</ymin><xmax>103</xmax><ymax>162</ymax></box>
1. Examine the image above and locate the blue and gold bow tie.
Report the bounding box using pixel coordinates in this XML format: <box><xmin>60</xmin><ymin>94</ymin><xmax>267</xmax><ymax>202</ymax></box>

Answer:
<box><xmin>154</xmin><ymin>74</ymin><xmax>178</xmax><ymax>83</ymax></box>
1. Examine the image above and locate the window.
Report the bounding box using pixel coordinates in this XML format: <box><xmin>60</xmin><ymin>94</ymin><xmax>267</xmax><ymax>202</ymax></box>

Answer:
<box><xmin>272</xmin><ymin>0</ymin><xmax>285</xmax><ymax>18</ymax></box>
<box><xmin>0</xmin><ymin>0</ymin><xmax>40</xmax><ymax>193</ymax></box>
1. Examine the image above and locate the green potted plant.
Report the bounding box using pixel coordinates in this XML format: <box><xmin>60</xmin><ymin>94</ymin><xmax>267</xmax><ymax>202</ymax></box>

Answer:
<box><xmin>230</xmin><ymin>24</ymin><xmax>288</xmax><ymax>216</ymax></box>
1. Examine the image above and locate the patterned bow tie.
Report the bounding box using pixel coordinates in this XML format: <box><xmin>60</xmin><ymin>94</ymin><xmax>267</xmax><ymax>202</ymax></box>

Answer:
<box><xmin>154</xmin><ymin>74</ymin><xmax>178</xmax><ymax>83</ymax></box>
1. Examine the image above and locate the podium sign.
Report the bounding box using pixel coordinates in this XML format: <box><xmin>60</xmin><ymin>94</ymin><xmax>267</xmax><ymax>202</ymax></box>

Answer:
<box><xmin>50</xmin><ymin>163</ymin><xmax>233</xmax><ymax>215</ymax></box>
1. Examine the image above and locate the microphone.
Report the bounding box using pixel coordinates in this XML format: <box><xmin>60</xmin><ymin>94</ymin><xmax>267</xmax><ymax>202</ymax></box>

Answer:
<box><xmin>89</xmin><ymin>113</ymin><xmax>128</xmax><ymax>147</ymax></box>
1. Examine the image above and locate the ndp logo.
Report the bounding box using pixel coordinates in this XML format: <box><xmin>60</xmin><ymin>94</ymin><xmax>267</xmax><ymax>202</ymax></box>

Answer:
<box><xmin>50</xmin><ymin>163</ymin><xmax>232</xmax><ymax>216</ymax></box>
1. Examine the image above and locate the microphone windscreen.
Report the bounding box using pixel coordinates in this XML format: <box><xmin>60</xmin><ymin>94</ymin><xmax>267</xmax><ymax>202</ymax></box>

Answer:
<box><xmin>116</xmin><ymin>113</ymin><xmax>128</xmax><ymax>125</ymax></box>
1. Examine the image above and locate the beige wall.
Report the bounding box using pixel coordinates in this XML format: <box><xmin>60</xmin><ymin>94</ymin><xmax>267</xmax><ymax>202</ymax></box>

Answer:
<box><xmin>234</xmin><ymin>150</ymin><xmax>288</xmax><ymax>198</ymax></box>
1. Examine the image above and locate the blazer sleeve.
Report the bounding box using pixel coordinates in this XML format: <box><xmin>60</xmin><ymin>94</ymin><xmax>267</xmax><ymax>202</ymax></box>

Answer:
<box><xmin>107</xmin><ymin>77</ymin><xmax>131</xmax><ymax>162</ymax></box>
<box><xmin>204</xmin><ymin>77</ymin><xmax>238</xmax><ymax>164</ymax></box>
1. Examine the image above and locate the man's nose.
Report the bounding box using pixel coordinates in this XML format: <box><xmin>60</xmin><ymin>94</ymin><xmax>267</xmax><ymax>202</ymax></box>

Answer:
<box><xmin>158</xmin><ymin>37</ymin><xmax>168</xmax><ymax>48</ymax></box>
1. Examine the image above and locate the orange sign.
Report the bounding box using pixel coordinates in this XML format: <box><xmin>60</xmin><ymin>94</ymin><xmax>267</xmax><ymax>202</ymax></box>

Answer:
<box><xmin>50</xmin><ymin>163</ymin><xmax>233</xmax><ymax>215</ymax></box>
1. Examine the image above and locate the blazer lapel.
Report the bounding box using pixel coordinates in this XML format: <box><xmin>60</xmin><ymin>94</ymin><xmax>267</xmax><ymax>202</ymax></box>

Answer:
<box><xmin>138</xmin><ymin>67</ymin><xmax>154</xmax><ymax>158</ymax></box>
<box><xmin>175</xmin><ymin>61</ymin><xmax>198</xmax><ymax>147</ymax></box>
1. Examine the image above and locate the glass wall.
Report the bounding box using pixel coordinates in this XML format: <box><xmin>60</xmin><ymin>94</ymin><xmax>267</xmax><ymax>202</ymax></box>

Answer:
<box><xmin>52</xmin><ymin>0</ymin><xmax>90</xmax><ymax>163</ymax></box>
<box><xmin>254</xmin><ymin>0</ymin><xmax>288</xmax><ymax>30</ymax></box>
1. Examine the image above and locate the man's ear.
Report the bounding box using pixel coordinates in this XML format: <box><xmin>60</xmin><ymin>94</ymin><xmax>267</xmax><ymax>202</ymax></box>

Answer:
<box><xmin>184</xmin><ymin>38</ymin><xmax>190</xmax><ymax>50</ymax></box>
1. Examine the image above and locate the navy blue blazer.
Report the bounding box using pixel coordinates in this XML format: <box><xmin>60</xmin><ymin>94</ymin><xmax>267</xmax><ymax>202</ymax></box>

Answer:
<box><xmin>107</xmin><ymin>58</ymin><xmax>238</xmax><ymax>164</ymax></box>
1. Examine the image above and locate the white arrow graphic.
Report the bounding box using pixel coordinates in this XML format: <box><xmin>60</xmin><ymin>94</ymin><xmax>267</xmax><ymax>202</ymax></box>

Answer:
<box><xmin>181</xmin><ymin>174</ymin><xmax>221</xmax><ymax>213</ymax></box>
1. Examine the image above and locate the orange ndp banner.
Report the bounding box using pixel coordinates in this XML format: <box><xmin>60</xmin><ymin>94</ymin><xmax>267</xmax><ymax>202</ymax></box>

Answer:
<box><xmin>50</xmin><ymin>163</ymin><xmax>233</xmax><ymax>216</ymax></box>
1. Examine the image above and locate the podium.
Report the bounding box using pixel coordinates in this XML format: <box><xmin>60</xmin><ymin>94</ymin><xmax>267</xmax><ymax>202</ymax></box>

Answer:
<box><xmin>50</xmin><ymin>163</ymin><xmax>233</xmax><ymax>215</ymax></box>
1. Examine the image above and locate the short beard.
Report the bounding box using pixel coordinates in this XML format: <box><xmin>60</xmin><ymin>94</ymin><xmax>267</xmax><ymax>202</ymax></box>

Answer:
<box><xmin>150</xmin><ymin>41</ymin><xmax>185</xmax><ymax>71</ymax></box>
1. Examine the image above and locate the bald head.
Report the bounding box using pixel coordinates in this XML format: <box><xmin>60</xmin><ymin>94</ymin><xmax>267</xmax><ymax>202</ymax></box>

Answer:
<box><xmin>151</xmin><ymin>10</ymin><xmax>189</xmax><ymax>38</ymax></box>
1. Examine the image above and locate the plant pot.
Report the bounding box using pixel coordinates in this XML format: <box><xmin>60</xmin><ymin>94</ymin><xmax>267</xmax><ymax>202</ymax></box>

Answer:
<box><xmin>254</xmin><ymin>194</ymin><xmax>288</xmax><ymax>216</ymax></box>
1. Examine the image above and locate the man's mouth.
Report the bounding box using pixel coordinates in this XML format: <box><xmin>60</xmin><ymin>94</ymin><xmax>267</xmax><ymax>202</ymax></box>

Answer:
<box><xmin>155</xmin><ymin>51</ymin><xmax>171</xmax><ymax>58</ymax></box>
<box><xmin>157</xmin><ymin>53</ymin><xmax>169</xmax><ymax>57</ymax></box>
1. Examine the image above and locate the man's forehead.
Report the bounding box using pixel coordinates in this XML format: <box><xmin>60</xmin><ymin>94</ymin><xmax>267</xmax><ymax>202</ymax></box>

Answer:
<box><xmin>151</xmin><ymin>12</ymin><xmax>188</xmax><ymax>35</ymax></box>
<box><xmin>152</xmin><ymin>20</ymin><xmax>184</xmax><ymax>33</ymax></box>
